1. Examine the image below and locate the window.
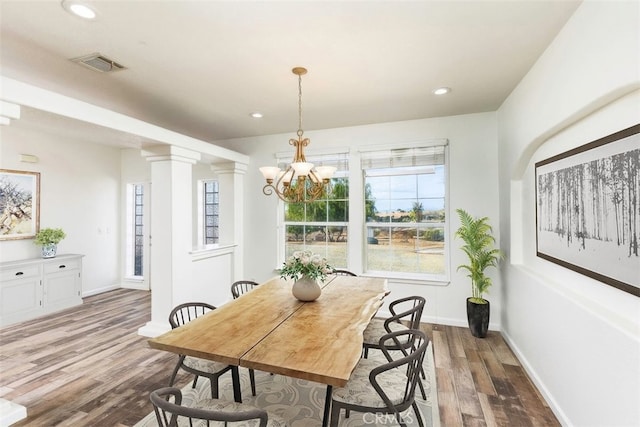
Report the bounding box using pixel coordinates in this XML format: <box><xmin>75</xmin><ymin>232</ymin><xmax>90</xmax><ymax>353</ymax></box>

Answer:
<box><xmin>362</xmin><ymin>145</ymin><xmax>448</xmax><ymax>280</ymax></box>
<box><xmin>133</xmin><ymin>184</ymin><xmax>144</xmax><ymax>275</ymax></box>
<box><xmin>125</xmin><ymin>183</ymin><xmax>144</xmax><ymax>278</ymax></box>
<box><xmin>282</xmin><ymin>153</ymin><xmax>349</xmax><ymax>268</ymax></box>
<box><xmin>201</xmin><ymin>180</ymin><xmax>219</xmax><ymax>245</ymax></box>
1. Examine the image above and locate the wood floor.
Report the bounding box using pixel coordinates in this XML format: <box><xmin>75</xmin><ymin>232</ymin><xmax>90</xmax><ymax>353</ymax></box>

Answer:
<box><xmin>0</xmin><ymin>289</ymin><xmax>559</xmax><ymax>426</ymax></box>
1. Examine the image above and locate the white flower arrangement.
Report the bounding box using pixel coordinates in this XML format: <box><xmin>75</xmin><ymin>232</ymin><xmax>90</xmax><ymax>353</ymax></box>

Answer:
<box><xmin>279</xmin><ymin>250</ymin><xmax>333</xmax><ymax>282</ymax></box>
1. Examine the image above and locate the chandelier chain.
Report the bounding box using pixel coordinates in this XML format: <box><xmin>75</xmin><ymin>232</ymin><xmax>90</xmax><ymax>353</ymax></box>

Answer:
<box><xmin>297</xmin><ymin>73</ymin><xmax>303</xmax><ymax>138</ymax></box>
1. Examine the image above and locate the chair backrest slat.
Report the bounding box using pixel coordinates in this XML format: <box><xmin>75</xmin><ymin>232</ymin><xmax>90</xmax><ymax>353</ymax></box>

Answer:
<box><xmin>331</xmin><ymin>269</ymin><xmax>357</xmax><ymax>276</ymax></box>
<box><xmin>169</xmin><ymin>302</ymin><xmax>216</xmax><ymax>329</ymax></box>
<box><xmin>231</xmin><ymin>280</ymin><xmax>260</xmax><ymax>299</ymax></box>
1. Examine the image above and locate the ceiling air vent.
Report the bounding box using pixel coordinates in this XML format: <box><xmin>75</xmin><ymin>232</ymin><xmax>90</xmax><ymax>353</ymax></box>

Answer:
<box><xmin>71</xmin><ymin>53</ymin><xmax>125</xmax><ymax>73</ymax></box>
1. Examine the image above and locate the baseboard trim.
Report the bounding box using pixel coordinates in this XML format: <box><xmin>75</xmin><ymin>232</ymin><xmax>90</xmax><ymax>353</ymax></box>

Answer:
<box><xmin>121</xmin><ymin>282</ymin><xmax>149</xmax><ymax>291</ymax></box>
<box><xmin>501</xmin><ymin>330</ymin><xmax>569</xmax><ymax>426</ymax></box>
<box><xmin>82</xmin><ymin>284</ymin><xmax>121</xmax><ymax>298</ymax></box>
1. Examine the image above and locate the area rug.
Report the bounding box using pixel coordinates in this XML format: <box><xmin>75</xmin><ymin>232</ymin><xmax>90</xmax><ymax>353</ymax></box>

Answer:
<box><xmin>135</xmin><ymin>343</ymin><xmax>439</xmax><ymax>426</ymax></box>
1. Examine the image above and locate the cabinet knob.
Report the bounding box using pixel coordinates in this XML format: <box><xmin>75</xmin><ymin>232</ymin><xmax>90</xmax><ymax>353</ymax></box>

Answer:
<box><xmin>15</xmin><ymin>271</ymin><xmax>24</xmax><ymax>276</ymax></box>
<box><xmin>59</xmin><ymin>265</ymin><xmax>66</xmax><ymax>269</ymax></box>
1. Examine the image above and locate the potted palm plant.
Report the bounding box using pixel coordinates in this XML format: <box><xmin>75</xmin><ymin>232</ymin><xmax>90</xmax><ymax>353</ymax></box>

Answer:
<box><xmin>454</xmin><ymin>209</ymin><xmax>503</xmax><ymax>338</ymax></box>
<box><xmin>34</xmin><ymin>227</ymin><xmax>66</xmax><ymax>258</ymax></box>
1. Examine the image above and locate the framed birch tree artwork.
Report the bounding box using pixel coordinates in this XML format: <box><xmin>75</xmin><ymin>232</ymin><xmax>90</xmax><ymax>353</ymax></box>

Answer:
<box><xmin>0</xmin><ymin>169</ymin><xmax>40</xmax><ymax>240</ymax></box>
<box><xmin>535</xmin><ymin>124</ymin><xmax>640</xmax><ymax>297</ymax></box>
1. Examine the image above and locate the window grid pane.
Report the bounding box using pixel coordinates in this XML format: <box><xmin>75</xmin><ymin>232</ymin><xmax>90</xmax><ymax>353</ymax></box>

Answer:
<box><xmin>284</xmin><ymin>169</ymin><xmax>349</xmax><ymax>269</ymax></box>
<box><xmin>133</xmin><ymin>184</ymin><xmax>143</xmax><ymax>276</ymax></box>
<box><xmin>204</xmin><ymin>180</ymin><xmax>219</xmax><ymax>245</ymax></box>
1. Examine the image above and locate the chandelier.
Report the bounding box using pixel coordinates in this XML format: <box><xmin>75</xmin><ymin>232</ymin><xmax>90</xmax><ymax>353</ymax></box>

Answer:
<box><xmin>259</xmin><ymin>67</ymin><xmax>336</xmax><ymax>203</ymax></box>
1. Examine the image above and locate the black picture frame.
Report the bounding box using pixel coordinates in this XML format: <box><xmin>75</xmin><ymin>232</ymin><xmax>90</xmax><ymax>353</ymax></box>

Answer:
<box><xmin>535</xmin><ymin>124</ymin><xmax>640</xmax><ymax>297</ymax></box>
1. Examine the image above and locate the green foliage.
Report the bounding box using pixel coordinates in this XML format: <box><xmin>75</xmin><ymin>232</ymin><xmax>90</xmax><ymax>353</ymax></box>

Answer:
<box><xmin>364</xmin><ymin>183</ymin><xmax>376</xmax><ymax>221</ymax></box>
<box><xmin>409</xmin><ymin>202</ymin><xmax>424</xmax><ymax>222</ymax></box>
<box><xmin>279</xmin><ymin>250</ymin><xmax>333</xmax><ymax>282</ymax></box>
<box><xmin>422</xmin><ymin>228</ymin><xmax>444</xmax><ymax>242</ymax></box>
<box><xmin>34</xmin><ymin>227</ymin><xmax>66</xmax><ymax>246</ymax></box>
<box><xmin>454</xmin><ymin>209</ymin><xmax>503</xmax><ymax>301</ymax></box>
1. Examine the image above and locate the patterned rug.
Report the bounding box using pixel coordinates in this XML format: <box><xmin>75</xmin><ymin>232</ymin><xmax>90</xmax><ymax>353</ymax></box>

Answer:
<box><xmin>135</xmin><ymin>343</ymin><xmax>439</xmax><ymax>426</ymax></box>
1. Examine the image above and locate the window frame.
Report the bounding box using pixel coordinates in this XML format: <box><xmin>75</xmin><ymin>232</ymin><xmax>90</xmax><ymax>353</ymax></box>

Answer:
<box><xmin>276</xmin><ymin>141</ymin><xmax>449</xmax><ymax>284</ymax></box>
<box><xmin>359</xmin><ymin>141</ymin><xmax>450</xmax><ymax>283</ymax></box>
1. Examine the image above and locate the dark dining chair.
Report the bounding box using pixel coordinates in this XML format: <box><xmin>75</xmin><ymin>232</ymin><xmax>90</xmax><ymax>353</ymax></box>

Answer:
<box><xmin>150</xmin><ymin>387</ymin><xmax>288</xmax><ymax>427</ymax></box>
<box><xmin>331</xmin><ymin>269</ymin><xmax>357</xmax><ymax>276</ymax></box>
<box><xmin>362</xmin><ymin>295</ymin><xmax>427</xmax><ymax>400</ymax></box>
<box><xmin>230</xmin><ymin>280</ymin><xmax>259</xmax><ymax>396</ymax></box>
<box><xmin>329</xmin><ymin>329</ymin><xmax>429</xmax><ymax>427</ymax></box>
<box><xmin>231</xmin><ymin>280</ymin><xmax>260</xmax><ymax>299</ymax></box>
<box><xmin>167</xmin><ymin>302</ymin><xmax>245</xmax><ymax>403</ymax></box>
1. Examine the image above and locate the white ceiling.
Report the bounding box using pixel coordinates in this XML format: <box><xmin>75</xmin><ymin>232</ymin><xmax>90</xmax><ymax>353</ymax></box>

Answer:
<box><xmin>0</xmin><ymin>0</ymin><xmax>581</xmax><ymax>147</ymax></box>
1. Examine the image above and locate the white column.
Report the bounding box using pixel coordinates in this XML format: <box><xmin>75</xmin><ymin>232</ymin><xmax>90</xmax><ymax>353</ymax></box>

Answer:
<box><xmin>212</xmin><ymin>162</ymin><xmax>247</xmax><ymax>282</ymax></box>
<box><xmin>138</xmin><ymin>145</ymin><xmax>200</xmax><ymax>337</ymax></box>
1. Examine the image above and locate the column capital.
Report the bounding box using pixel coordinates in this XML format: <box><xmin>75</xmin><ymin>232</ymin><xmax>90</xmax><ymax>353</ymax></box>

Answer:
<box><xmin>211</xmin><ymin>161</ymin><xmax>248</xmax><ymax>175</ymax></box>
<box><xmin>142</xmin><ymin>145</ymin><xmax>201</xmax><ymax>164</ymax></box>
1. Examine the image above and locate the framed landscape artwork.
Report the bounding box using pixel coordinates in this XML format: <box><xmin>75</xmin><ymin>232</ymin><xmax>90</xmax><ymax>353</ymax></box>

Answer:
<box><xmin>535</xmin><ymin>124</ymin><xmax>640</xmax><ymax>297</ymax></box>
<box><xmin>0</xmin><ymin>169</ymin><xmax>40</xmax><ymax>241</ymax></box>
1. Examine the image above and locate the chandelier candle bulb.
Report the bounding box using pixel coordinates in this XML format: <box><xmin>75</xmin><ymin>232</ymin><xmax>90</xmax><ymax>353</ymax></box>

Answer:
<box><xmin>259</xmin><ymin>166</ymin><xmax>281</xmax><ymax>183</ymax></box>
<box><xmin>315</xmin><ymin>166</ymin><xmax>337</xmax><ymax>181</ymax></box>
<box><xmin>291</xmin><ymin>162</ymin><xmax>314</xmax><ymax>176</ymax></box>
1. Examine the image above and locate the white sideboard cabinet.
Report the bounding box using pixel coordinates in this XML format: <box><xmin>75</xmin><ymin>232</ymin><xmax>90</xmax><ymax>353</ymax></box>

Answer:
<box><xmin>0</xmin><ymin>254</ymin><xmax>83</xmax><ymax>327</ymax></box>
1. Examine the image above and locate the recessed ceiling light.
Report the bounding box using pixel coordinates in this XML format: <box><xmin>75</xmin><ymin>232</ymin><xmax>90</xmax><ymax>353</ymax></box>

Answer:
<box><xmin>250</xmin><ymin>112</ymin><xmax>264</xmax><ymax>118</ymax></box>
<box><xmin>62</xmin><ymin>1</ymin><xmax>96</xmax><ymax>20</ymax></box>
<box><xmin>433</xmin><ymin>87</ymin><xmax>451</xmax><ymax>95</ymax></box>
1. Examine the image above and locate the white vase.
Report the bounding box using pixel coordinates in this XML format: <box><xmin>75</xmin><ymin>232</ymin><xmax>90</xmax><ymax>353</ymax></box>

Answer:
<box><xmin>41</xmin><ymin>243</ymin><xmax>57</xmax><ymax>258</ymax></box>
<box><xmin>292</xmin><ymin>276</ymin><xmax>321</xmax><ymax>302</ymax></box>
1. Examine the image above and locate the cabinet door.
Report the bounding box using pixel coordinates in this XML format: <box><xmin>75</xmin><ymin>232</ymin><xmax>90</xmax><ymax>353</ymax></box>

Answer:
<box><xmin>0</xmin><ymin>277</ymin><xmax>43</xmax><ymax>326</ymax></box>
<box><xmin>43</xmin><ymin>270</ymin><xmax>81</xmax><ymax>311</ymax></box>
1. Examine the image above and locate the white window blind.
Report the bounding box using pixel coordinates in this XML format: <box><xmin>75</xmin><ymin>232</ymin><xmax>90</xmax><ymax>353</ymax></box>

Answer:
<box><xmin>361</xmin><ymin>145</ymin><xmax>447</xmax><ymax>171</ymax></box>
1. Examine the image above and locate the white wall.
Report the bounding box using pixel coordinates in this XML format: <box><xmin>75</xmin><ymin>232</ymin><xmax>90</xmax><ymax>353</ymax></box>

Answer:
<box><xmin>1</xmin><ymin>123</ymin><xmax>121</xmax><ymax>296</ymax></box>
<box><xmin>497</xmin><ymin>1</ymin><xmax>640</xmax><ymax>425</ymax></box>
<box><xmin>215</xmin><ymin>111</ymin><xmax>501</xmax><ymax>329</ymax></box>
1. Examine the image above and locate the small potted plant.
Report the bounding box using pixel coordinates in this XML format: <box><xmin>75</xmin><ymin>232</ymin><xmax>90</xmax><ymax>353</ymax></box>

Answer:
<box><xmin>454</xmin><ymin>209</ymin><xmax>503</xmax><ymax>338</ymax></box>
<box><xmin>34</xmin><ymin>227</ymin><xmax>66</xmax><ymax>258</ymax></box>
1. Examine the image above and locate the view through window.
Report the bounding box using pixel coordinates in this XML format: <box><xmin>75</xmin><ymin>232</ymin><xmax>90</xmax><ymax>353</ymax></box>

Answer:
<box><xmin>363</xmin><ymin>145</ymin><xmax>447</xmax><ymax>279</ymax></box>
<box><xmin>133</xmin><ymin>184</ymin><xmax>144</xmax><ymax>276</ymax></box>
<box><xmin>203</xmin><ymin>180</ymin><xmax>219</xmax><ymax>244</ymax></box>
<box><xmin>125</xmin><ymin>183</ymin><xmax>144</xmax><ymax>278</ymax></box>
<box><xmin>283</xmin><ymin>154</ymin><xmax>349</xmax><ymax>268</ymax></box>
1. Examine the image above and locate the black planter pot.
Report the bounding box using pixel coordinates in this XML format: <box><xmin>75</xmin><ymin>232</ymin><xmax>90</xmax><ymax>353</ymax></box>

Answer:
<box><xmin>466</xmin><ymin>298</ymin><xmax>490</xmax><ymax>338</ymax></box>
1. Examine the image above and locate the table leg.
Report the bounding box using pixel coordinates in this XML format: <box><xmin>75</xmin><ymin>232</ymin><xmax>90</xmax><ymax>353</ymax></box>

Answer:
<box><xmin>322</xmin><ymin>385</ymin><xmax>333</xmax><ymax>427</ymax></box>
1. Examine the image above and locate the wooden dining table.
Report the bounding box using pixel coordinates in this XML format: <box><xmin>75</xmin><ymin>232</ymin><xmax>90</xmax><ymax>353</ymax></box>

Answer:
<box><xmin>148</xmin><ymin>274</ymin><xmax>389</xmax><ymax>426</ymax></box>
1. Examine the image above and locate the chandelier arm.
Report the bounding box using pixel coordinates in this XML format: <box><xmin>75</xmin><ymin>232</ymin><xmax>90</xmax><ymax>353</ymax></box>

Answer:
<box><xmin>262</xmin><ymin>184</ymin><xmax>276</xmax><ymax>196</ymax></box>
<box><xmin>308</xmin><ymin>169</ymin><xmax>322</xmax><ymax>183</ymax></box>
